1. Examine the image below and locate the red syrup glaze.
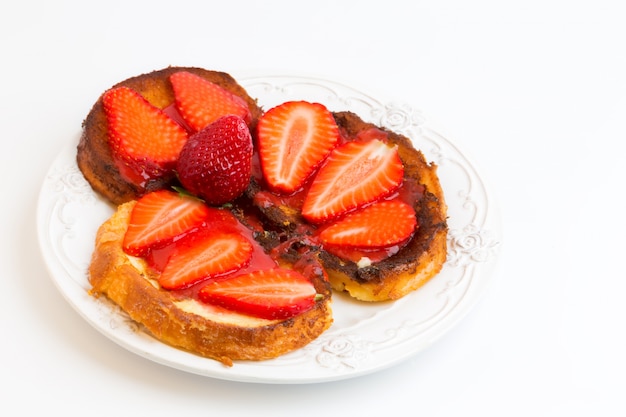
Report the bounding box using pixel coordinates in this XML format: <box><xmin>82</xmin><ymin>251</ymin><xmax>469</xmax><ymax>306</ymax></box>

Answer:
<box><xmin>162</xmin><ymin>103</ymin><xmax>195</xmax><ymax>134</ymax></box>
<box><xmin>112</xmin><ymin>157</ymin><xmax>154</xmax><ymax>189</ymax></box>
<box><xmin>140</xmin><ymin>206</ymin><xmax>282</xmax><ymax>300</ymax></box>
<box><xmin>318</xmin><ymin>242</ymin><xmax>406</xmax><ymax>264</ymax></box>
<box><xmin>252</xmin><ymin>182</ymin><xmax>308</xmax><ymax>212</ymax></box>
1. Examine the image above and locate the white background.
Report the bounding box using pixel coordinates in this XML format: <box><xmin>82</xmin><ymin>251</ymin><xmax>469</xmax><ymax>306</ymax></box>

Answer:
<box><xmin>2</xmin><ymin>0</ymin><xmax>625</xmax><ymax>415</ymax></box>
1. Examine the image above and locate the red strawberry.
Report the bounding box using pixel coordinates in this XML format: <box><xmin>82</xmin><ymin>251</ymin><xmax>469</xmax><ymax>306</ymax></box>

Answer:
<box><xmin>198</xmin><ymin>268</ymin><xmax>317</xmax><ymax>320</ymax></box>
<box><xmin>103</xmin><ymin>86</ymin><xmax>188</xmax><ymax>186</ymax></box>
<box><xmin>176</xmin><ymin>115</ymin><xmax>253</xmax><ymax>205</ymax></box>
<box><xmin>319</xmin><ymin>200</ymin><xmax>417</xmax><ymax>248</ymax></box>
<box><xmin>159</xmin><ymin>231</ymin><xmax>253</xmax><ymax>290</ymax></box>
<box><xmin>257</xmin><ymin>101</ymin><xmax>339</xmax><ymax>193</ymax></box>
<box><xmin>170</xmin><ymin>71</ymin><xmax>252</xmax><ymax>132</ymax></box>
<box><xmin>301</xmin><ymin>139</ymin><xmax>404</xmax><ymax>223</ymax></box>
<box><xmin>122</xmin><ymin>189</ymin><xmax>211</xmax><ymax>257</ymax></box>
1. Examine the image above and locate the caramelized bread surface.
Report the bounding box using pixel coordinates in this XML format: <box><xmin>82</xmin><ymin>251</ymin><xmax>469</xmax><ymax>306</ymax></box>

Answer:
<box><xmin>88</xmin><ymin>201</ymin><xmax>333</xmax><ymax>366</ymax></box>
<box><xmin>77</xmin><ymin>66</ymin><xmax>262</xmax><ymax>205</ymax></box>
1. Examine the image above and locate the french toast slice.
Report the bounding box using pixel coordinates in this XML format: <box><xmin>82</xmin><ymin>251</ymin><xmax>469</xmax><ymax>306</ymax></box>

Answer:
<box><xmin>77</xmin><ymin>66</ymin><xmax>262</xmax><ymax>206</ymax></box>
<box><xmin>88</xmin><ymin>200</ymin><xmax>333</xmax><ymax>366</ymax></box>
<box><xmin>320</xmin><ymin>112</ymin><xmax>447</xmax><ymax>301</ymax></box>
<box><xmin>247</xmin><ymin>111</ymin><xmax>448</xmax><ymax>302</ymax></box>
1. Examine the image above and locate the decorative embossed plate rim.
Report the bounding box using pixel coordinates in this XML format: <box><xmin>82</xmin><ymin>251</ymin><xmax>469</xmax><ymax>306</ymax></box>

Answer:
<box><xmin>36</xmin><ymin>75</ymin><xmax>501</xmax><ymax>384</ymax></box>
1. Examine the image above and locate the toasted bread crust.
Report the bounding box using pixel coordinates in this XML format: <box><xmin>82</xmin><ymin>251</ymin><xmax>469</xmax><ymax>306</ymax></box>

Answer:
<box><xmin>88</xmin><ymin>201</ymin><xmax>333</xmax><ymax>366</ymax></box>
<box><xmin>77</xmin><ymin>67</ymin><xmax>263</xmax><ymax>206</ymax></box>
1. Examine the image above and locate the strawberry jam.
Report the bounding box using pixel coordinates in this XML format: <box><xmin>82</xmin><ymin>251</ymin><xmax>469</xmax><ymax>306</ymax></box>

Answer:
<box><xmin>143</xmin><ymin>208</ymin><xmax>277</xmax><ymax>275</ymax></box>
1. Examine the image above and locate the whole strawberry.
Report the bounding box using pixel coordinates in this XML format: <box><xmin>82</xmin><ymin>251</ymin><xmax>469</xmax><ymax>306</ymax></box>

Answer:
<box><xmin>177</xmin><ymin>115</ymin><xmax>253</xmax><ymax>205</ymax></box>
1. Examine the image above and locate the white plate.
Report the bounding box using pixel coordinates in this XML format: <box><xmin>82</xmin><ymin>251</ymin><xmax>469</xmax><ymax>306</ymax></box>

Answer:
<box><xmin>36</xmin><ymin>75</ymin><xmax>501</xmax><ymax>384</ymax></box>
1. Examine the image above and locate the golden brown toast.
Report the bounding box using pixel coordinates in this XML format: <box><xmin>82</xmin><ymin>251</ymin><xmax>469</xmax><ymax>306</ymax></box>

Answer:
<box><xmin>88</xmin><ymin>200</ymin><xmax>333</xmax><ymax>366</ymax></box>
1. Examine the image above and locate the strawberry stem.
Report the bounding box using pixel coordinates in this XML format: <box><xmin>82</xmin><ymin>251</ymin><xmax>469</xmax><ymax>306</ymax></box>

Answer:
<box><xmin>171</xmin><ymin>186</ymin><xmax>204</xmax><ymax>202</ymax></box>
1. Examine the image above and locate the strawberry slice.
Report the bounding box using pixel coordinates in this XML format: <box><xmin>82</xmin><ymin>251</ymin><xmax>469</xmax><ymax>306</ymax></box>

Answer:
<box><xmin>159</xmin><ymin>231</ymin><xmax>253</xmax><ymax>290</ymax></box>
<box><xmin>319</xmin><ymin>200</ymin><xmax>417</xmax><ymax>248</ymax></box>
<box><xmin>103</xmin><ymin>86</ymin><xmax>188</xmax><ymax>186</ymax></box>
<box><xmin>170</xmin><ymin>71</ymin><xmax>252</xmax><ymax>132</ymax></box>
<box><xmin>257</xmin><ymin>101</ymin><xmax>339</xmax><ymax>193</ymax></box>
<box><xmin>198</xmin><ymin>268</ymin><xmax>317</xmax><ymax>320</ymax></box>
<box><xmin>122</xmin><ymin>190</ymin><xmax>211</xmax><ymax>257</ymax></box>
<box><xmin>301</xmin><ymin>139</ymin><xmax>404</xmax><ymax>223</ymax></box>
